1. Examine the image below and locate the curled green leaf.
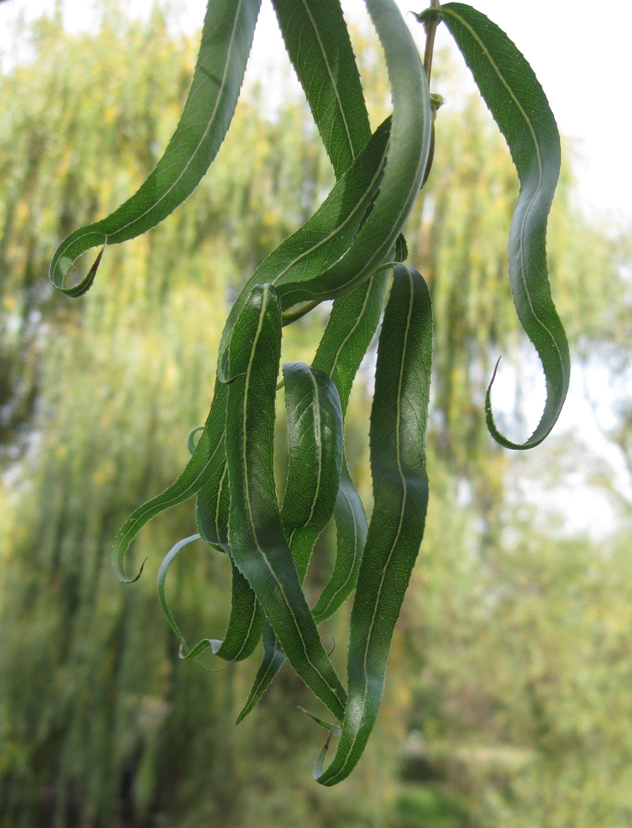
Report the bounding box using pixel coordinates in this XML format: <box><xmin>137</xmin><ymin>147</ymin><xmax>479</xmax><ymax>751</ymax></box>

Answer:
<box><xmin>281</xmin><ymin>362</ymin><xmax>344</xmax><ymax>580</ymax></box>
<box><xmin>434</xmin><ymin>2</ymin><xmax>570</xmax><ymax>448</ymax></box>
<box><xmin>236</xmin><ymin>362</ymin><xmax>344</xmax><ymax>718</ymax></box>
<box><xmin>276</xmin><ymin>0</ymin><xmax>432</xmax><ymax>307</ymax></box>
<box><xmin>318</xmin><ymin>265</ymin><xmax>432</xmax><ymax>785</ymax></box>
<box><xmin>225</xmin><ymin>283</ymin><xmax>347</xmax><ymax>721</ymax></box>
<box><xmin>187</xmin><ymin>426</ymin><xmax>205</xmax><ymax>456</ymax></box>
<box><xmin>49</xmin><ymin>0</ymin><xmax>261</xmax><ymax>296</ymax></box>
<box><xmin>157</xmin><ymin>533</ymin><xmax>262</xmax><ymax>664</ymax></box>
<box><xmin>235</xmin><ymin>622</ymin><xmax>286</xmax><ymax>724</ymax></box>
<box><xmin>311</xmin><ymin>274</ymin><xmax>389</xmax><ymax>622</ymax></box>
<box><xmin>112</xmin><ymin>380</ymin><xmax>227</xmax><ymax>583</ymax></box>
<box><xmin>217</xmin><ymin>118</ymin><xmax>391</xmax><ymax>380</ymax></box>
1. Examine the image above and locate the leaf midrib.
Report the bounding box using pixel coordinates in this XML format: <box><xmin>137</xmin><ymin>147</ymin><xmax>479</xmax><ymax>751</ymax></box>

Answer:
<box><xmin>299</xmin><ymin>0</ymin><xmax>357</xmax><ymax>165</ymax></box>
<box><xmin>324</xmin><ymin>268</ymin><xmax>415</xmax><ymax>784</ymax></box>
<box><xmin>241</xmin><ymin>287</ymin><xmax>345</xmax><ymax>711</ymax></box>
<box><xmin>106</xmin><ymin>0</ymin><xmax>246</xmax><ymax>246</ymax></box>
<box><xmin>442</xmin><ymin>6</ymin><xmax>566</xmax><ymax>392</ymax></box>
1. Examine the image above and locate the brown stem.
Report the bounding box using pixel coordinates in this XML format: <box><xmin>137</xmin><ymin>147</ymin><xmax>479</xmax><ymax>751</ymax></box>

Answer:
<box><xmin>422</xmin><ymin>0</ymin><xmax>441</xmax><ymax>86</ymax></box>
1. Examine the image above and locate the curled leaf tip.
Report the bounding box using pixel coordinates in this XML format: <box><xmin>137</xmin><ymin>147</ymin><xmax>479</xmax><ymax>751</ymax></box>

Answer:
<box><xmin>133</xmin><ymin>556</ymin><xmax>148</xmax><ymax>583</ymax></box>
<box><xmin>487</xmin><ymin>355</ymin><xmax>502</xmax><ymax>390</ymax></box>
<box><xmin>186</xmin><ymin>425</ymin><xmax>205</xmax><ymax>455</ymax></box>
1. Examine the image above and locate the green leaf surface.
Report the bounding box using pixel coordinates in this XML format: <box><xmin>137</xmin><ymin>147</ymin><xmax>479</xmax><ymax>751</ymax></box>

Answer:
<box><xmin>235</xmin><ymin>622</ymin><xmax>286</xmax><ymax>724</ymax></box>
<box><xmin>281</xmin><ymin>362</ymin><xmax>344</xmax><ymax>580</ymax></box>
<box><xmin>225</xmin><ymin>283</ymin><xmax>346</xmax><ymax>721</ymax></box>
<box><xmin>217</xmin><ymin>118</ymin><xmax>391</xmax><ymax>380</ymax></box>
<box><xmin>112</xmin><ymin>379</ymin><xmax>228</xmax><ymax>582</ymax></box>
<box><xmin>311</xmin><ymin>466</ymin><xmax>367</xmax><ymax>625</ymax></box>
<box><xmin>196</xmin><ymin>461</ymin><xmax>230</xmax><ymax>553</ymax></box>
<box><xmin>271</xmin><ymin>0</ymin><xmax>371</xmax><ymax>177</ymax></box>
<box><xmin>318</xmin><ymin>265</ymin><xmax>432</xmax><ymax>785</ymax></box>
<box><xmin>195</xmin><ymin>462</ymin><xmax>265</xmax><ymax>662</ymax></box>
<box><xmin>276</xmin><ymin>0</ymin><xmax>432</xmax><ymax>307</ymax></box>
<box><xmin>311</xmin><ymin>273</ymin><xmax>389</xmax><ymax>622</ymax></box>
<box><xmin>49</xmin><ymin>0</ymin><xmax>261</xmax><ymax>296</ymax></box>
<box><xmin>236</xmin><ymin>361</ymin><xmax>344</xmax><ymax>718</ymax></box>
<box><xmin>435</xmin><ymin>2</ymin><xmax>570</xmax><ymax>449</ymax></box>
<box><xmin>157</xmin><ymin>533</ymin><xmax>263</xmax><ymax>663</ymax></box>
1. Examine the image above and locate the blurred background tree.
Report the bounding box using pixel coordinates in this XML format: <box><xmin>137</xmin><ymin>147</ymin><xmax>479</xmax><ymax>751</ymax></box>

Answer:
<box><xmin>1</xmin><ymin>4</ymin><xmax>631</xmax><ymax>827</ymax></box>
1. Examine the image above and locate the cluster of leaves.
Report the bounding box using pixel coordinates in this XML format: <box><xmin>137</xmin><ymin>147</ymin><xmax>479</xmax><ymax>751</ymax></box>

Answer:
<box><xmin>48</xmin><ymin>0</ymin><xmax>569</xmax><ymax>783</ymax></box>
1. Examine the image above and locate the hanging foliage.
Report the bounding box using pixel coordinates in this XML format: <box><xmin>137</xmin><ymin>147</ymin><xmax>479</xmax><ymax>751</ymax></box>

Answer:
<box><xmin>48</xmin><ymin>0</ymin><xmax>569</xmax><ymax>783</ymax></box>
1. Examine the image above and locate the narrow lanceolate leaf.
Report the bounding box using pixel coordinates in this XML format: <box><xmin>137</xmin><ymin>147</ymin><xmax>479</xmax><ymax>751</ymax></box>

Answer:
<box><xmin>157</xmin><ymin>533</ymin><xmax>263</xmax><ymax>664</ymax></box>
<box><xmin>49</xmin><ymin>0</ymin><xmax>261</xmax><ymax>296</ymax></box>
<box><xmin>196</xmin><ymin>461</ymin><xmax>230</xmax><ymax>553</ymax></box>
<box><xmin>112</xmin><ymin>380</ymin><xmax>228</xmax><ymax>583</ymax></box>
<box><xmin>236</xmin><ymin>362</ymin><xmax>344</xmax><ymax>719</ymax></box>
<box><xmin>311</xmin><ymin>467</ymin><xmax>367</xmax><ymax>624</ymax></box>
<box><xmin>272</xmin><ymin>0</ymin><xmax>371</xmax><ymax>176</ymax></box>
<box><xmin>281</xmin><ymin>362</ymin><xmax>344</xmax><ymax>580</ymax></box>
<box><xmin>235</xmin><ymin>623</ymin><xmax>286</xmax><ymax>724</ymax></box>
<box><xmin>225</xmin><ymin>283</ymin><xmax>347</xmax><ymax>722</ymax></box>
<box><xmin>196</xmin><ymin>464</ymin><xmax>264</xmax><ymax>662</ymax></box>
<box><xmin>217</xmin><ymin>119</ymin><xmax>391</xmax><ymax>380</ymax></box>
<box><xmin>318</xmin><ymin>265</ymin><xmax>432</xmax><ymax>786</ymax></box>
<box><xmin>311</xmin><ymin>273</ymin><xmax>389</xmax><ymax>622</ymax></box>
<box><xmin>276</xmin><ymin>0</ymin><xmax>432</xmax><ymax>308</ymax></box>
<box><xmin>432</xmin><ymin>2</ymin><xmax>570</xmax><ymax>449</ymax></box>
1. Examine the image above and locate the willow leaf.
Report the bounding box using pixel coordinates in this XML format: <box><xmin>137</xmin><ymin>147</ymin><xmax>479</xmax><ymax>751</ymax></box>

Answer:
<box><xmin>271</xmin><ymin>0</ymin><xmax>371</xmax><ymax>176</ymax></box>
<box><xmin>196</xmin><ymin>461</ymin><xmax>230</xmax><ymax>553</ymax></box>
<box><xmin>225</xmin><ymin>283</ymin><xmax>346</xmax><ymax>721</ymax></box>
<box><xmin>311</xmin><ymin>467</ymin><xmax>367</xmax><ymax>625</ymax></box>
<box><xmin>49</xmin><ymin>0</ymin><xmax>261</xmax><ymax>296</ymax></box>
<box><xmin>310</xmin><ymin>273</ymin><xmax>389</xmax><ymax>622</ymax></box>
<box><xmin>195</xmin><ymin>463</ymin><xmax>264</xmax><ymax>662</ymax></box>
<box><xmin>235</xmin><ymin>361</ymin><xmax>344</xmax><ymax>719</ymax></box>
<box><xmin>318</xmin><ymin>265</ymin><xmax>432</xmax><ymax>786</ymax></box>
<box><xmin>157</xmin><ymin>533</ymin><xmax>262</xmax><ymax>663</ymax></box>
<box><xmin>217</xmin><ymin>118</ymin><xmax>391</xmax><ymax>381</ymax></box>
<box><xmin>276</xmin><ymin>0</ymin><xmax>432</xmax><ymax>307</ymax></box>
<box><xmin>281</xmin><ymin>362</ymin><xmax>344</xmax><ymax>580</ymax></box>
<box><xmin>432</xmin><ymin>2</ymin><xmax>570</xmax><ymax>449</ymax></box>
<box><xmin>112</xmin><ymin>380</ymin><xmax>227</xmax><ymax>583</ymax></box>
<box><xmin>235</xmin><ymin>623</ymin><xmax>286</xmax><ymax>724</ymax></box>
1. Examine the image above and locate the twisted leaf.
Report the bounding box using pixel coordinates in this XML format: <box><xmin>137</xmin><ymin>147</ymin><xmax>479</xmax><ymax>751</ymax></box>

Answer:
<box><xmin>276</xmin><ymin>0</ymin><xmax>432</xmax><ymax>307</ymax></box>
<box><xmin>49</xmin><ymin>0</ymin><xmax>261</xmax><ymax>296</ymax></box>
<box><xmin>281</xmin><ymin>362</ymin><xmax>344</xmax><ymax>580</ymax></box>
<box><xmin>157</xmin><ymin>533</ymin><xmax>263</xmax><ymax>663</ymax></box>
<box><xmin>318</xmin><ymin>265</ymin><xmax>432</xmax><ymax>785</ymax></box>
<box><xmin>429</xmin><ymin>2</ymin><xmax>570</xmax><ymax>448</ymax></box>
<box><xmin>311</xmin><ymin>273</ymin><xmax>389</xmax><ymax>622</ymax></box>
<box><xmin>217</xmin><ymin>118</ymin><xmax>391</xmax><ymax>380</ymax></box>
<box><xmin>235</xmin><ymin>623</ymin><xmax>286</xmax><ymax>724</ymax></box>
<box><xmin>112</xmin><ymin>380</ymin><xmax>228</xmax><ymax>583</ymax></box>
<box><xmin>225</xmin><ymin>283</ymin><xmax>346</xmax><ymax>721</ymax></box>
<box><xmin>236</xmin><ymin>362</ymin><xmax>344</xmax><ymax>719</ymax></box>
<box><xmin>195</xmin><ymin>463</ymin><xmax>265</xmax><ymax>662</ymax></box>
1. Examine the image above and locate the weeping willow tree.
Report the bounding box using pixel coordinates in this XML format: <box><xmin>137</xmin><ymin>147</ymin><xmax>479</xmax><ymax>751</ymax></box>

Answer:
<box><xmin>0</xmin><ymin>4</ymin><xmax>626</xmax><ymax>827</ymax></box>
